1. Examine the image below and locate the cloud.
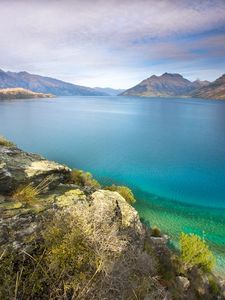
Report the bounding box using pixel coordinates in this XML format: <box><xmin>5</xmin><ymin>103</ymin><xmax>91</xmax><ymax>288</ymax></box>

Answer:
<box><xmin>0</xmin><ymin>0</ymin><xmax>224</xmax><ymax>88</ymax></box>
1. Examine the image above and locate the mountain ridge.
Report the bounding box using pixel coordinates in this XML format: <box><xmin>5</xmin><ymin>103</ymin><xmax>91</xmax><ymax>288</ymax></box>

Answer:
<box><xmin>121</xmin><ymin>73</ymin><xmax>225</xmax><ymax>100</ymax></box>
<box><xmin>0</xmin><ymin>69</ymin><xmax>107</xmax><ymax>96</ymax></box>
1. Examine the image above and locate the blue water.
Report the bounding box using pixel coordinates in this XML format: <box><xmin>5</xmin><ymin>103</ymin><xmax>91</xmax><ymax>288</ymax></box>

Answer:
<box><xmin>0</xmin><ymin>96</ymin><xmax>225</xmax><ymax>272</ymax></box>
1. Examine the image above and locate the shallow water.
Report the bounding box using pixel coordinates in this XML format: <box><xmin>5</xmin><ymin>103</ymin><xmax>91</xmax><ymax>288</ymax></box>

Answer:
<box><xmin>0</xmin><ymin>96</ymin><xmax>225</xmax><ymax>271</ymax></box>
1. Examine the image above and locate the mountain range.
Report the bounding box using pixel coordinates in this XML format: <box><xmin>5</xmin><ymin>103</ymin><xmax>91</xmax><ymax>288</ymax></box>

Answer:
<box><xmin>121</xmin><ymin>73</ymin><xmax>225</xmax><ymax>100</ymax></box>
<box><xmin>0</xmin><ymin>69</ymin><xmax>114</xmax><ymax>96</ymax></box>
<box><xmin>1</xmin><ymin>68</ymin><xmax>224</xmax><ymax>100</ymax></box>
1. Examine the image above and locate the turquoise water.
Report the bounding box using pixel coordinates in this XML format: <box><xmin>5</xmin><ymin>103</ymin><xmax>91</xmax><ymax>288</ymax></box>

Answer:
<box><xmin>0</xmin><ymin>96</ymin><xmax>225</xmax><ymax>272</ymax></box>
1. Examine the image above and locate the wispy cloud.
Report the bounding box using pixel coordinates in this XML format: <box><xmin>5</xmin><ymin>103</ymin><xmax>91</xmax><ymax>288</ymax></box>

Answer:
<box><xmin>0</xmin><ymin>0</ymin><xmax>224</xmax><ymax>88</ymax></box>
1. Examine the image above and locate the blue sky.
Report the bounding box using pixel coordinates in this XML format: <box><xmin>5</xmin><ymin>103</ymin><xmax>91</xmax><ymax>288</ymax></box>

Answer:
<box><xmin>0</xmin><ymin>0</ymin><xmax>224</xmax><ymax>88</ymax></box>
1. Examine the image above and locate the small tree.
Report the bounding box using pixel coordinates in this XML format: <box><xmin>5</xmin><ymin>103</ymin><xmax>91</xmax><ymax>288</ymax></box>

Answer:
<box><xmin>105</xmin><ymin>184</ymin><xmax>136</xmax><ymax>205</ymax></box>
<box><xmin>179</xmin><ymin>233</ymin><xmax>215</xmax><ymax>273</ymax></box>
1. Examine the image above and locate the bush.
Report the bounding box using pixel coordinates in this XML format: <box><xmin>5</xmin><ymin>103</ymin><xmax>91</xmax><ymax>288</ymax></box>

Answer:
<box><xmin>105</xmin><ymin>184</ymin><xmax>136</xmax><ymax>205</ymax></box>
<box><xmin>0</xmin><ymin>136</ymin><xmax>15</xmax><ymax>147</ymax></box>
<box><xmin>69</xmin><ymin>169</ymin><xmax>100</xmax><ymax>189</ymax></box>
<box><xmin>179</xmin><ymin>233</ymin><xmax>215</xmax><ymax>273</ymax></box>
<box><xmin>151</xmin><ymin>226</ymin><xmax>161</xmax><ymax>237</ymax></box>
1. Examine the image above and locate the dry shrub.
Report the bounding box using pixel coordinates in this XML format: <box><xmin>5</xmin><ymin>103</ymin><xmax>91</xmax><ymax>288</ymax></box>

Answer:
<box><xmin>0</xmin><ymin>200</ymin><xmax>160</xmax><ymax>300</ymax></box>
<box><xmin>0</xmin><ymin>136</ymin><xmax>15</xmax><ymax>147</ymax></box>
<box><xmin>12</xmin><ymin>175</ymin><xmax>54</xmax><ymax>205</ymax></box>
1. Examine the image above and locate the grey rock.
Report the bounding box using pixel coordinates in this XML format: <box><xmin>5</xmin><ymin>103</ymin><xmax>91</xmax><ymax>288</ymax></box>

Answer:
<box><xmin>0</xmin><ymin>145</ymin><xmax>71</xmax><ymax>193</ymax></box>
<box><xmin>176</xmin><ymin>275</ymin><xmax>190</xmax><ymax>291</ymax></box>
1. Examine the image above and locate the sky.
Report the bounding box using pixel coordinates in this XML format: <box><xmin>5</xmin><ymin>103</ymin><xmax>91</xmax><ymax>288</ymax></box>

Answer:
<box><xmin>0</xmin><ymin>0</ymin><xmax>225</xmax><ymax>89</ymax></box>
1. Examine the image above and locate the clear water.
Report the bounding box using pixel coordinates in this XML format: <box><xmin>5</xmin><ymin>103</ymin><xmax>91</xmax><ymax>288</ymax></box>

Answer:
<box><xmin>0</xmin><ymin>96</ymin><xmax>225</xmax><ymax>272</ymax></box>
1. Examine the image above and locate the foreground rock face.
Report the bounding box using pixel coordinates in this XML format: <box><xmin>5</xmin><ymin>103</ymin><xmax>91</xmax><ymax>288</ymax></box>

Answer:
<box><xmin>0</xmin><ymin>144</ymin><xmax>224</xmax><ymax>300</ymax></box>
<box><xmin>0</xmin><ymin>145</ymin><xmax>71</xmax><ymax>193</ymax></box>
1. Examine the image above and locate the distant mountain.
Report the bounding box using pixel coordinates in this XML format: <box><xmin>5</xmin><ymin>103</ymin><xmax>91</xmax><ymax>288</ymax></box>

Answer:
<box><xmin>0</xmin><ymin>69</ymin><xmax>106</xmax><ymax>96</ymax></box>
<box><xmin>94</xmin><ymin>87</ymin><xmax>125</xmax><ymax>96</ymax></box>
<box><xmin>191</xmin><ymin>74</ymin><xmax>225</xmax><ymax>100</ymax></box>
<box><xmin>120</xmin><ymin>73</ymin><xmax>216</xmax><ymax>98</ymax></box>
<box><xmin>0</xmin><ymin>88</ymin><xmax>53</xmax><ymax>100</ymax></box>
<box><xmin>121</xmin><ymin>73</ymin><xmax>197</xmax><ymax>97</ymax></box>
<box><xmin>191</xmin><ymin>79</ymin><xmax>210</xmax><ymax>89</ymax></box>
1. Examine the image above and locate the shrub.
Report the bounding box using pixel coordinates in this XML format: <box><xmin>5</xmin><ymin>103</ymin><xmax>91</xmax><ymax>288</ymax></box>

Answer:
<box><xmin>179</xmin><ymin>233</ymin><xmax>215</xmax><ymax>273</ymax></box>
<box><xmin>69</xmin><ymin>169</ymin><xmax>100</xmax><ymax>189</ymax></box>
<box><xmin>0</xmin><ymin>136</ymin><xmax>15</xmax><ymax>147</ymax></box>
<box><xmin>151</xmin><ymin>226</ymin><xmax>161</xmax><ymax>237</ymax></box>
<box><xmin>105</xmin><ymin>184</ymin><xmax>136</xmax><ymax>205</ymax></box>
<box><xmin>208</xmin><ymin>276</ymin><xmax>220</xmax><ymax>295</ymax></box>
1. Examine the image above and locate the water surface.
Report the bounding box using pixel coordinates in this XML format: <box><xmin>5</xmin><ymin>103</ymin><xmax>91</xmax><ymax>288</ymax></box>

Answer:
<box><xmin>0</xmin><ymin>96</ymin><xmax>225</xmax><ymax>271</ymax></box>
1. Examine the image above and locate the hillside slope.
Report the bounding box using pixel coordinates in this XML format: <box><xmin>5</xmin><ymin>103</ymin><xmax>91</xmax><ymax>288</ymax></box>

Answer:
<box><xmin>191</xmin><ymin>74</ymin><xmax>225</xmax><ymax>100</ymax></box>
<box><xmin>0</xmin><ymin>69</ymin><xmax>106</xmax><ymax>96</ymax></box>
<box><xmin>0</xmin><ymin>87</ymin><xmax>53</xmax><ymax>100</ymax></box>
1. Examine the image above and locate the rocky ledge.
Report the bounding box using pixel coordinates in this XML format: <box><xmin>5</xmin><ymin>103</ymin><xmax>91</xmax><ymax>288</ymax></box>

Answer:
<box><xmin>0</xmin><ymin>143</ymin><xmax>224</xmax><ymax>300</ymax></box>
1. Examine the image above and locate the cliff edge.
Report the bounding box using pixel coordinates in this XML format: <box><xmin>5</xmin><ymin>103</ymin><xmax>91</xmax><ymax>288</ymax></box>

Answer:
<box><xmin>0</xmin><ymin>140</ymin><xmax>224</xmax><ymax>299</ymax></box>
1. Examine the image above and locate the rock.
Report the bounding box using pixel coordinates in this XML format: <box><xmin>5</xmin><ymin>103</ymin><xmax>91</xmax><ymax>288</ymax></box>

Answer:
<box><xmin>0</xmin><ymin>145</ymin><xmax>71</xmax><ymax>193</ymax></box>
<box><xmin>91</xmin><ymin>190</ymin><xmax>143</xmax><ymax>235</ymax></box>
<box><xmin>0</xmin><ymin>195</ymin><xmax>5</xmax><ymax>203</ymax></box>
<box><xmin>176</xmin><ymin>276</ymin><xmax>190</xmax><ymax>291</ymax></box>
<box><xmin>150</xmin><ymin>235</ymin><xmax>168</xmax><ymax>245</ymax></box>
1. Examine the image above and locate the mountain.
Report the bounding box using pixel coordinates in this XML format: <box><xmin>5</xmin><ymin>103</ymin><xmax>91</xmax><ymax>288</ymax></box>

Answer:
<box><xmin>191</xmin><ymin>79</ymin><xmax>210</xmax><ymax>89</ymax></box>
<box><xmin>121</xmin><ymin>73</ymin><xmax>197</xmax><ymax>97</ymax></box>
<box><xmin>191</xmin><ymin>74</ymin><xmax>225</xmax><ymax>100</ymax></box>
<box><xmin>120</xmin><ymin>73</ymin><xmax>215</xmax><ymax>98</ymax></box>
<box><xmin>0</xmin><ymin>88</ymin><xmax>53</xmax><ymax>100</ymax></box>
<box><xmin>0</xmin><ymin>69</ymin><xmax>106</xmax><ymax>96</ymax></box>
<box><xmin>94</xmin><ymin>87</ymin><xmax>125</xmax><ymax>96</ymax></box>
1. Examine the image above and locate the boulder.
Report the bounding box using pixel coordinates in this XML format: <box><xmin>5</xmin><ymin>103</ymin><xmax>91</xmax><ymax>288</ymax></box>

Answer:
<box><xmin>0</xmin><ymin>145</ymin><xmax>71</xmax><ymax>193</ymax></box>
<box><xmin>91</xmin><ymin>190</ymin><xmax>143</xmax><ymax>235</ymax></box>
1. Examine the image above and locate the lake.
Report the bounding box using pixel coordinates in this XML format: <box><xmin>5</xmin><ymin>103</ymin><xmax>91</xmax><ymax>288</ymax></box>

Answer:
<box><xmin>0</xmin><ymin>96</ymin><xmax>225</xmax><ymax>272</ymax></box>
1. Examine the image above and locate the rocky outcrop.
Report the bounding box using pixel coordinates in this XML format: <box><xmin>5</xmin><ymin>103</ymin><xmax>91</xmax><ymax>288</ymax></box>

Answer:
<box><xmin>0</xmin><ymin>143</ymin><xmax>224</xmax><ymax>300</ymax></box>
<box><xmin>0</xmin><ymin>145</ymin><xmax>71</xmax><ymax>193</ymax></box>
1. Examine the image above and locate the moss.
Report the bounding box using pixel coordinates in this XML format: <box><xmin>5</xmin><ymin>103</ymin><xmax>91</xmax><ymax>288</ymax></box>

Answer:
<box><xmin>55</xmin><ymin>189</ymin><xmax>86</xmax><ymax>207</ymax></box>
<box><xmin>0</xmin><ymin>201</ymin><xmax>23</xmax><ymax>210</ymax></box>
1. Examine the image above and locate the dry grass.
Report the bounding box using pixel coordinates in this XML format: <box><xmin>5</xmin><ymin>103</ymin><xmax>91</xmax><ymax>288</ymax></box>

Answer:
<box><xmin>12</xmin><ymin>175</ymin><xmax>54</xmax><ymax>204</ymax></box>
<box><xmin>0</xmin><ymin>136</ymin><xmax>15</xmax><ymax>147</ymax></box>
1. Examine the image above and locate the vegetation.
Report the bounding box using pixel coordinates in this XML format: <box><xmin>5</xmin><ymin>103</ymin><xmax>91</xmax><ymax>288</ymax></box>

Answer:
<box><xmin>151</xmin><ymin>226</ymin><xmax>161</xmax><ymax>237</ymax></box>
<box><xmin>0</xmin><ymin>204</ymin><xmax>158</xmax><ymax>299</ymax></box>
<box><xmin>179</xmin><ymin>233</ymin><xmax>215</xmax><ymax>273</ymax></box>
<box><xmin>69</xmin><ymin>169</ymin><xmax>100</xmax><ymax>189</ymax></box>
<box><xmin>12</xmin><ymin>175</ymin><xmax>54</xmax><ymax>205</ymax></box>
<box><xmin>104</xmin><ymin>184</ymin><xmax>136</xmax><ymax>205</ymax></box>
<box><xmin>0</xmin><ymin>136</ymin><xmax>15</xmax><ymax>147</ymax></box>
<box><xmin>0</xmin><ymin>88</ymin><xmax>53</xmax><ymax>100</ymax></box>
